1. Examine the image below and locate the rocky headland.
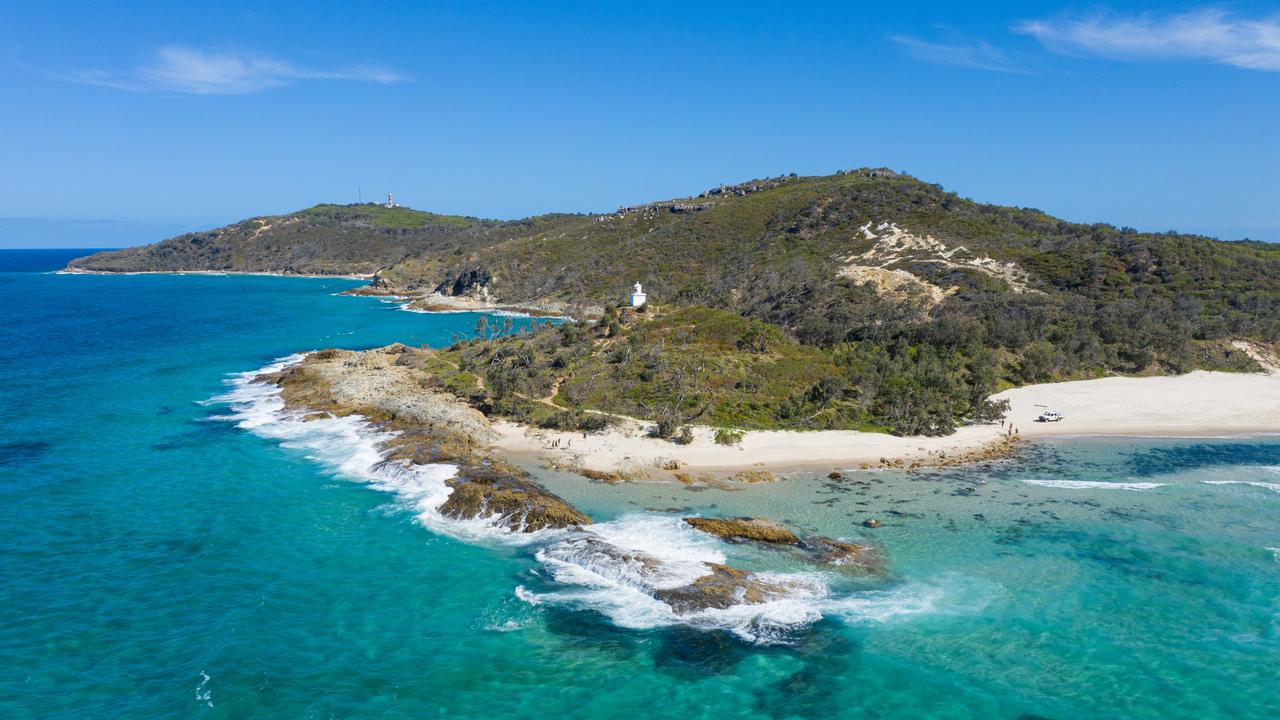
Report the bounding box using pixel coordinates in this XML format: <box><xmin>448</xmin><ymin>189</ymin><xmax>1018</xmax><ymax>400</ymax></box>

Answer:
<box><xmin>257</xmin><ymin>344</ymin><xmax>588</xmax><ymax>532</ymax></box>
<box><xmin>254</xmin><ymin>344</ymin><xmax>879</xmax><ymax>614</ymax></box>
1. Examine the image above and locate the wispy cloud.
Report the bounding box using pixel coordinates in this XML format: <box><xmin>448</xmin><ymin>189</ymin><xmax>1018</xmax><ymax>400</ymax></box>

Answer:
<box><xmin>1016</xmin><ymin>9</ymin><xmax>1280</xmax><ymax>71</ymax></box>
<box><xmin>890</xmin><ymin>35</ymin><xmax>1024</xmax><ymax>73</ymax></box>
<box><xmin>62</xmin><ymin>46</ymin><xmax>408</xmax><ymax>94</ymax></box>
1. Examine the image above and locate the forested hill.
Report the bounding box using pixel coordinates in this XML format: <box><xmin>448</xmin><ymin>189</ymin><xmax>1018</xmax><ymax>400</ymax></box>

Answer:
<box><xmin>69</xmin><ymin>169</ymin><xmax>1280</xmax><ymax>434</ymax></box>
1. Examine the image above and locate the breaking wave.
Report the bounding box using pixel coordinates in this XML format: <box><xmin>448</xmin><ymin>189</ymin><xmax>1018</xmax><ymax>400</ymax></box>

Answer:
<box><xmin>1021</xmin><ymin>479</ymin><xmax>1167</xmax><ymax>491</ymax></box>
<box><xmin>210</xmin><ymin>355</ymin><xmax>959</xmax><ymax>643</ymax></box>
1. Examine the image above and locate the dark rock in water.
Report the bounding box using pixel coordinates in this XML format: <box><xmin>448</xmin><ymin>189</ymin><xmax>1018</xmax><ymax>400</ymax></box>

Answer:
<box><xmin>653</xmin><ymin>627</ymin><xmax>746</xmax><ymax>676</ymax></box>
<box><xmin>439</xmin><ymin>462</ymin><xmax>590</xmax><ymax>532</ymax></box>
<box><xmin>827</xmin><ymin>471</ymin><xmax>843</xmax><ymax>479</ymax></box>
<box><xmin>543</xmin><ymin>532</ymin><xmax>781</xmax><ymax>614</ymax></box>
<box><xmin>684</xmin><ymin>517</ymin><xmax>800</xmax><ymax>545</ymax></box>
<box><xmin>863</xmin><ymin>518</ymin><xmax>882</xmax><ymax>528</ymax></box>
<box><xmin>654</xmin><ymin>563</ymin><xmax>785</xmax><ymax>613</ymax></box>
<box><xmin>382</xmin><ymin>432</ymin><xmax>589</xmax><ymax>532</ymax></box>
<box><xmin>801</xmin><ymin>537</ymin><xmax>886</xmax><ymax>575</ymax></box>
<box><xmin>685</xmin><ymin>517</ymin><xmax>887</xmax><ymax>575</ymax></box>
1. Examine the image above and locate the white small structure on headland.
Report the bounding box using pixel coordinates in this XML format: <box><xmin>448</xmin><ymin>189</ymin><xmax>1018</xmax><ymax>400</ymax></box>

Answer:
<box><xmin>630</xmin><ymin>282</ymin><xmax>647</xmax><ymax>308</ymax></box>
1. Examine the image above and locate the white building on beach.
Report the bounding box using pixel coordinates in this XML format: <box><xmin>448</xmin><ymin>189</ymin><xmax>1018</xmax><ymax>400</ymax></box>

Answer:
<box><xmin>630</xmin><ymin>282</ymin><xmax>647</xmax><ymax>308</ymax></box>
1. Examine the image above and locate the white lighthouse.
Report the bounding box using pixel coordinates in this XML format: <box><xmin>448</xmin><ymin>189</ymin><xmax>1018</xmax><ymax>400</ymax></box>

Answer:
<box><xmin>630</xmin><ymin>282</ymin><xmax>647</xmax><ymax>308</ymax></box>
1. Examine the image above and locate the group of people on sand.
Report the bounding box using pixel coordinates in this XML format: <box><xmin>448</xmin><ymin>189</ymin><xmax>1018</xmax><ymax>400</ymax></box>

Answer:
<box><xmin>547</xmin><ymin>437</ymin><xmax>573</xmax><ymax>450</ymax></box>
<box><xmin>1001</xmin><ymin>419</ymin><xmax>1019</xmax><ymax>436</ymax></box>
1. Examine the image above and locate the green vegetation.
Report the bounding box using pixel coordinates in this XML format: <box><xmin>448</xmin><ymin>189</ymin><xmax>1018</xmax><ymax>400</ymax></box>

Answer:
<box><xmin>298</xmin><ymin>203</ymin><xmax>481</xmax><ymax>229</ymax></box>
<box><xmin>68</xmin><ymin>169</ymin><xmax>1280</xmax><ymax>436</ymax></box>
<box><xmin>714</xmin><ymin>428</ymin><xmax>745</xmax><ymax>446</ymax></box>
<box><xmin>415</xmin><ymin>305</ymin><xmax>996</xmax><ymax>436</ymax></box>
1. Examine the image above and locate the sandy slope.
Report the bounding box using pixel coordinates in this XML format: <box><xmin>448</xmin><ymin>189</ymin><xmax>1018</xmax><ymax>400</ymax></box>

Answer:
<box><xmin>491</xmin><ymin>367</ymin><xmax>1280</xmax><ymax>477</ymax></box>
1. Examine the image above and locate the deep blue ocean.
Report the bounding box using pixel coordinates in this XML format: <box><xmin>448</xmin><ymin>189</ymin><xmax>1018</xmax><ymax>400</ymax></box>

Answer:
<box><xmin>2</xmin><ymin>249</ymin><xmax>1278</xmax><ymax>719</ymax></box>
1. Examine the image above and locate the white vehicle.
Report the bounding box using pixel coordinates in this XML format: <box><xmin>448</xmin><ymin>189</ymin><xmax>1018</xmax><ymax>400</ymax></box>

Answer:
<box><xmin>1036</xmin><ymin>410</ymin><xmax>1065</xmax><ymax>422</ymax></box>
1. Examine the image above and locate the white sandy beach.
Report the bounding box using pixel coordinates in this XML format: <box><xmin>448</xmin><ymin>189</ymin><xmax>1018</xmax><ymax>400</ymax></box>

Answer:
<box><xmin>491</xmin><ymin>361</ymin><xmax>1280</xmax><ymax>477</ymax></box>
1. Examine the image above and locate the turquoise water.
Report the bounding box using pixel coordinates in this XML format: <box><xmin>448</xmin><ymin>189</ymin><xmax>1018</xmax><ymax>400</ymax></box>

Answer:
<box><xmin>2</xmin><ymin>251</ymin><xmax>1278</xmax><ymax>718</ymax></box>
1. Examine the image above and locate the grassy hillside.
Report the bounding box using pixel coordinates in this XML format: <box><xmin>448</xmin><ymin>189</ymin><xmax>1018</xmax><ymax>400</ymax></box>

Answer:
<box><xmin>68</xmin><ymin>203</ymin><xmax>495</xmax><ymax>276</ymax></box>
<box><xmin>69</xmin><ymin>169</ymin><xmax>1280</xmax><ymax>435</ymax></box>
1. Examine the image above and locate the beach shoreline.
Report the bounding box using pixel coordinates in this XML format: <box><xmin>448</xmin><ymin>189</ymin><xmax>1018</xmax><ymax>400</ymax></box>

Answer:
<box><xmin>57</xmin><ymin>267</ymin><xmax>377</xmax><ymax>280</ymax></box>
<box><xmin>491</xmin><ymin>366</ymin><xmax>1280</xmax><ymax>480</ymax></box>
<box><xmin>368</xmin><ymin>289</ymin><xmax>580</xmax><ymax>319</ymax></box>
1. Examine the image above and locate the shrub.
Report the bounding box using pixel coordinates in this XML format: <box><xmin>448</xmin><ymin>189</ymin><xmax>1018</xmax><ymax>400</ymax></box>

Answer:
<box><xmin>651</xmin><ymin>414</ymin><xmax>680</xmax><ymax>439</ymax></box>
<box><xmin>971</xmin><ymin>397</ymin><xmax>1010</xmax><ymax>423</ymax></box>
<box><xmin>714</xmin><ymin>427</ymin><xmax>744</xmax><ymax>446</ymax></box>
<box><xmin>576</xmin><ymin>413</ymin><xmax>614</xmax><ymax>432</ymax></box>
<box><xmin>673</xmin><ymin>426</ymin><xmax>694</xmax><ymax>445</ymax></box>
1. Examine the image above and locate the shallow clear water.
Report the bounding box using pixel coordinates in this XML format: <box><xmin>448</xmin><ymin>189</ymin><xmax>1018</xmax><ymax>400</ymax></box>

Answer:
<box><xmin>2</xmin><ymin>251</ymin><xmax>1278</xmax><ymax>719</ymax></box>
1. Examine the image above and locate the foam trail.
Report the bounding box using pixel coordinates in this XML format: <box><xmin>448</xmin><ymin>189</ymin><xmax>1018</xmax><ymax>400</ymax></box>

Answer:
<box><xmin>1201</xmin><ymin>480</ymin><xmax>1280</xmax><ymax>493</ymax></box>
<box><xmin>825</xmin><ymin>583</ymin><xmax>946</xmax><ymax>624</ymax></box>
<box><xmin>1021</xmin><ymin>479</ymin><xmax>1167</xmax><ymax>491</ymax></box>
<box><xmin>195</xmin><ymin>671</ymin><xmax>213</xmax><ymax>708</ymax></box>
<box><xmin>527</xmin><ymin>515</ymin><xmax>823</xmax><ymax>642</ymax></box>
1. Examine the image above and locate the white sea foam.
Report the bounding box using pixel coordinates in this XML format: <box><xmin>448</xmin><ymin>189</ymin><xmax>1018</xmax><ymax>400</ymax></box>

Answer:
<box><xmin>394</xmin><ymin>300</ymin><xmax>569</xmax><ymax>321</ymax></box>
<box><xmin>826</xmin><ymin>583</ymin><xmax>946</xmax><ymax>624</ymax></box>
<box><xmin>1201</xmin><ymin>480</ymin><xmax>1280</xmax><ymax>493</ymax></box>
<box><xmin>195</xmin><ymin>671</ymin><xmax>213</xmax><ymax>708</ymax></box>
<box><xmin>523</xmin><ymin>527</ymin><xmax>830</xmax><ymax>644</ymax></box>
<box><xmin>1267</xmin><ymin>547</ymin><xmax>1280</xmax><ymax>563</ymax></box>
<box><xmin>212</xmin><ymin>356</ymin><xmax>958</xmax><ymax>643</ymax></box>
<box><xmin>1021</xmin><ymin>479</ymin><xmax>1167</xmax><ymax>491</ymax></box>
<box><xmin>210</xmin><ymin>355</ymin><xmax>532</xmax><ymax>545</ymax></box>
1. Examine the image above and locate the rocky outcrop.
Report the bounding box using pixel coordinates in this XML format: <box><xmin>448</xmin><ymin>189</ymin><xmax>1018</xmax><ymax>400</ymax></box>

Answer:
<box><xmin>541</xmin><ymin>532</ymin><xmax>786</xmax><ymax>614</ymax></box>
<box><xmin>684</xmin><ymin>516</ymin><xmax>885</xmax><ymax>575</ymax></box>
<box><xmin>438</xmin><ymin>462</ymin><xmax>590</xmax><ymax>531</ymax></box>
<box><xmin>433</xmin><ymin>268</ymin><xmax>492</xmax><ymax>297</ymax></box>
<box><xmin>258</xmin><ymin>345</ymin><xmax>587</xmax><ymax>532</ymax></box>
<box><xmin>730</xmin><ymin>469</ymin><xmax>778</xmax><ymax>483</ymax></box>
<box><xmin>654</xmin><ymin>563</ymin><xmax>785</xmax><ymax>613</ymax></box>
<box><xmin>862</xmin><ymin>434</ymin><xmax>1023</xmax><ymax>471</ymax></box>
<box><xmin>609</xmin><ymin>201</ymin><xmax>717</xmax><ymax>219</ymax></box>
<box><xmin>684</xmin><ymin>517</ymin><xmax>800</xmax><ymax>545</ymax></box>
<box><xmin>803</xmin><ymin>537</ymin><xmax>885</xmax><ymax>574</ymax></box>
<box><xmin>697</xmin><ymin>174</ymin><xmax>799</xmax><ymax>199</ymax></box>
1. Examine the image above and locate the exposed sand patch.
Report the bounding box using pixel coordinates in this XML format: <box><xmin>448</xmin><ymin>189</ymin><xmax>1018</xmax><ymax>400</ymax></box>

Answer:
<box><xmin>1231</xmin><ymin>340</ymin><xmax>1280</xmax><ymax>375</ymax></box>
<box><xmin>837</xmin><ymin>222</ymin><xmax>1034</xmax><ymax>307</ymax></box>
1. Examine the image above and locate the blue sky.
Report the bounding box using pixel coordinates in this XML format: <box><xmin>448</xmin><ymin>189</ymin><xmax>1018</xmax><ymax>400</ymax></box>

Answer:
<box><xmin>1</xmin><ymin>1</ymin><xmax>1277</xmax><ymax>247</ymax></box>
